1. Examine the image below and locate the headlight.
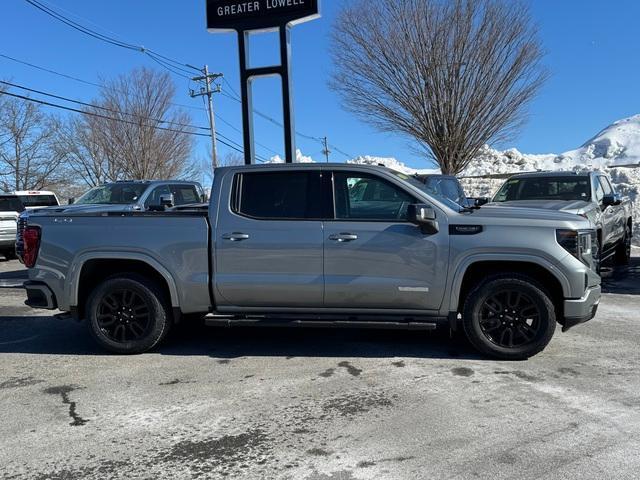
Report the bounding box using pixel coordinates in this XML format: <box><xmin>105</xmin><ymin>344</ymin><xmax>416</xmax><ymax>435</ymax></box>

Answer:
<box><xmin>556</xmin><ymin>229</ymin><xmax>595</xmax><ymax>266</ymax></box>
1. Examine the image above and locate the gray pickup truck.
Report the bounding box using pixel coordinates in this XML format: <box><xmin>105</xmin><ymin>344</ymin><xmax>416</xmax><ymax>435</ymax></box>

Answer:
<box><xmin>20</xmin><ymin>164</ymin><xmax>601</xmax><ymax>360</ymax></box>
<box><xmin>491</xmin><ymin>171</ymin><xmax>633</xmax><ymax>269</ymax></box>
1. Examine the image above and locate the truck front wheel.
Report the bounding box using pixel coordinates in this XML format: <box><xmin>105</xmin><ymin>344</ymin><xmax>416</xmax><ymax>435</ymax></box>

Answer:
<box><xmin>86</xmin><ymin>274</ymin><xmax>171</xmax><ymax>354</ymax></box>
<box><xmin>462</xmin><ymin>275</ymin><xmax>556</xmax><ymax>360</ymax></box>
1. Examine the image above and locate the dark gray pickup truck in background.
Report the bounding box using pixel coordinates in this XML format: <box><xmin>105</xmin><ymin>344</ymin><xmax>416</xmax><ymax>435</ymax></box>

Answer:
<box><xmin>491</xmin><ymin>171</ymin><xmax>633</xmax><ymax>269</ymax></box>
<box><xmin>19</xmin><ymin>164</ymin><xmax>600</xmax><ymax>360</ymax></box>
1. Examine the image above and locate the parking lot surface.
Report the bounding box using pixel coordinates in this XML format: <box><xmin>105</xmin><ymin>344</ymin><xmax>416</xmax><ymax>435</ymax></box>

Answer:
<box><xmin>1</xmin><ymin>253</ymin><xmax>640</xmax><ymax>480</ymax></box>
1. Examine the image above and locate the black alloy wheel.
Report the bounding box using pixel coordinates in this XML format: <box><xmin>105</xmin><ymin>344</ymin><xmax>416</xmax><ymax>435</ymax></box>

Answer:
<box><xmin>96</xmin><ymin>289</ymin><xmax>152</xmax><ymax>344</ymax></box>
<box><xmin>478</xmin><ymin>290</ymin><xmax>541</xmax><ymax>349</ymax></box>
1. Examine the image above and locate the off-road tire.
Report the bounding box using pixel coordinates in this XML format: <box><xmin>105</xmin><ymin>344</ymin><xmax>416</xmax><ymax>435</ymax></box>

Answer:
<box><xmin>462</xmin><ymin>274</ymin><xmax>556</xmax><ymax>360</ymax></box>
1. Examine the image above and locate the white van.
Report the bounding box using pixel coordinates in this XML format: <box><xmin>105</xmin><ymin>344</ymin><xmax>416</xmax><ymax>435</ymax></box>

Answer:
<box><xmin>13</xmin><ymin>191</ymin><xmax>60</xmax><ymax>209</ymax></box>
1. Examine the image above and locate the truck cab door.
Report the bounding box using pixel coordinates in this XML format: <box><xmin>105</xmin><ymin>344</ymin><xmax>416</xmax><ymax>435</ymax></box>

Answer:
<box><xmin>323</xmin><ymin>170</ymin><xmax>450</xmax><ymax>312</ymax></box>
<box><xmin>214</xmin><ymin>170</ymin><xmax>327</xmax><ymax>309</ymax></box>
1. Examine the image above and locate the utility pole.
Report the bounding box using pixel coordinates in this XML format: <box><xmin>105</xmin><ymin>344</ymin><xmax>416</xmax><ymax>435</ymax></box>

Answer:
<box><xmin>322</xmin><ymin>136</ymin><xmax>331</xmax><ymax>163</ymax></box>
<box><xmin>190</xmin><ymin>66</ymin><xmax>223</xmax><ymax>170</ymax></box>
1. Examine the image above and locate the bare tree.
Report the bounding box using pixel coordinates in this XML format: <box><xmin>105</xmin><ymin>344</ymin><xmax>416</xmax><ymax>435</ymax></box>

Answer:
<box><xmin>330</xmin><ymin>0</ymin><xmax>548</xmax><ymax>174</ymax></box>
<box><xmin>62</xmin><ymin>67</ymin><xmax>195</xmax><ymax>186</ymax></box>
<box><xmin>0</xmin><ymin>92</ymin><xmax>65</xmax><ymax>191</ymax></box>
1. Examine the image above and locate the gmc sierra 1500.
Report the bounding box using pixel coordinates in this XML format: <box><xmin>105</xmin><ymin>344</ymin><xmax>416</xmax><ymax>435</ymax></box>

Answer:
<box><xmin>19</xmin><ymin>164</ymin><xmax>601</xmax><ymax>360</ymax></box>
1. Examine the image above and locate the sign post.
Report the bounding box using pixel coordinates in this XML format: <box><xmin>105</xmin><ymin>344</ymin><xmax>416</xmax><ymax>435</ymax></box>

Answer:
<box><xmin>207</xmin><ymin>0</ymin><xmax>321</xmax><ymax>165</ymax></box>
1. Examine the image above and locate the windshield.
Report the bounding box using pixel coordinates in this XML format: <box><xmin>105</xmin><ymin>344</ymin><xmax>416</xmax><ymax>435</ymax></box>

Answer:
<box><xmin>17</xmin><ymin>195</ymin><xmax>58</xmax><ymax>207</ymax></box>
<box><xmin>75</xmin><ymin>184</ymin><xmax>148</xmax><ymax>205</ymax></box>
<box><xmin>0</xmin><ymin>196</ymin><xmax>25</xmax><ymax>212</ymax></box>
<box><xmin>494</xmin><ymin>176</ymin><xmax>591</xmax><ymax>202</ymax></box>
<box><xmin>389</xmin><ymin>171</ymin><xmax>466</xmax><ymax>211</ymax></box>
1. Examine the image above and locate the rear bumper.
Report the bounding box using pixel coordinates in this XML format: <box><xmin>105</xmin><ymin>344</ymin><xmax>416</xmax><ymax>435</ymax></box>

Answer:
<box><xmin>562</xmin><ymin>285</ymin><xmax>601</xmax><ymax>332</ymax></box>
<box><xmin>24</xmin><ymin>281</ymin><xmax>58</xmax><ymax>310</ymax></box>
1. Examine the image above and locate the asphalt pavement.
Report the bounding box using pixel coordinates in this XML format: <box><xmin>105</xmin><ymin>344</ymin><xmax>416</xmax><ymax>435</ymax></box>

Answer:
<box><xmin>1</xmin><ymin>253</ymin><xmax>639</xmax><ymax>480</ymax></box>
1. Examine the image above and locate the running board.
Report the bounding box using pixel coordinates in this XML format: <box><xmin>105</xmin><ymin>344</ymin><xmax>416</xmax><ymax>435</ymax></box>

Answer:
<box><xmin>204</xmin><ymin>316</ymin><xmax>439</xmax><ymax>331</ymax></box>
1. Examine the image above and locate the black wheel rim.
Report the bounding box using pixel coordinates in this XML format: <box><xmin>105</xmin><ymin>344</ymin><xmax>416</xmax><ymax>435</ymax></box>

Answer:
<box><xmin>97</xmin><ymin>289</ymin><xmax>152</xmax><ymax>343</ymax></box>
<box><xmin>479</xmin><ymin>289</ymin><xmax>542</xmax><ymax>348</ymax></box>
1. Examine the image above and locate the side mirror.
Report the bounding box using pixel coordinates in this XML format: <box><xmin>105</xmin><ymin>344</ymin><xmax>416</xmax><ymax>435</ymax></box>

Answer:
<box><xmin>474</xmin><ymin>197</ymin><xmax>490</xmax><ymax>207</ymax></box>
<box><xmin>602</xmin><ymin>193</ymin><xmax>622</xmax><ymax>207</ymax></box>
<box><xmin>160</xmin><ymin>194</ymin><xmax>175</xmax><ymax>208</ymax></box>
<box><xmin>408</xmin><ymin>203</ymin><xmax>439</xmax><ymax>234</ymax></box>
<box><xmin>68</xmin><ymin>198</ymin><xmax>75</xmax><ymax>205</ymax></box>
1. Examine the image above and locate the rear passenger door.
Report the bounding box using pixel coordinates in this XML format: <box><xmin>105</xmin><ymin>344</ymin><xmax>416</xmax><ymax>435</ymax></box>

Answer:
<box><xmin>214</xmin><ymin>170</ymin><xmax>327</xmax><ymax>309</ymax></box>
<box><xmin>323</xmin><ymin>170</ymin><xmax>449</xmax><ymax>312</ymax></box>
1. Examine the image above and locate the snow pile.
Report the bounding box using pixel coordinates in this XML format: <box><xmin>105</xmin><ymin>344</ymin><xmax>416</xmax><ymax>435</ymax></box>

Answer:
<box><xmin>348</xmin><ymin>155</ymin><xmax>440</xmax><ymax>175</ymax></box>
<box><xmin>269</xmin><ymin>149</ymin><xmax>315</xmax><ymax>164</ymax></box>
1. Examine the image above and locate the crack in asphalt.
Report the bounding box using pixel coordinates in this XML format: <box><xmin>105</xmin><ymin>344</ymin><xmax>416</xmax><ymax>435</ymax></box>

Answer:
<box><xmin>44</xmin><ymin>385</ymin><xmax>88</xmax><ymax>427</ymax></box>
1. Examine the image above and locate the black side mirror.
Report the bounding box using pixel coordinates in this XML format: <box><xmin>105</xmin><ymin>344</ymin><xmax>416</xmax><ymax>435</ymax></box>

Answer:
<box><xmin>68</xmin><ymin>198</ymin><xmax>75</xmax><ymax>205</ymax></box>
<box><xmin>160</xmin><ymin>194</ymin><xmax>175</xmax><ymax>208</ymax></box>
<box><xmin>408</xmin><ymin>203</ymin><xmax>439</xmax><ymax>234</ymax></box>
<box><xmin>474</xmin><ymin>197</ymin><xmax>490</xmax><ymax>207</ymax></box>
<box><xmin>602</xmin><ymin>194</ymin><xmax>622</xmax><ymax>207</ymax></box>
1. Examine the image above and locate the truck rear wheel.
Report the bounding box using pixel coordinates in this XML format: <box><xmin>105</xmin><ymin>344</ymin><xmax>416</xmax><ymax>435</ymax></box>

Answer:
<box><xmin>86</xmin><ymin>274</ymin><xmax>171</xmax><ymax>354</ymax></box>
<box><xmin>462</xmin><ymin>275</ymin><xmax>556</xmax><ymax>360</ymax></box>
<box><xmin>614</xmin><ymin>225</ymin><xmax>632</xmax><ymax>266</ymax></box>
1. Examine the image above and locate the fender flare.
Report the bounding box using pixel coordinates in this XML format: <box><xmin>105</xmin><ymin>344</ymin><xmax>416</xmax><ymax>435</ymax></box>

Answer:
<box><xmin>67</xmin><ymin>251</ymin><xmax>180</xmax><ymax>308</ymax></box>
<box><xmin>446</xmin><ymin>253</ymin><xmax>572</xmax><ymax>313</ymax></box>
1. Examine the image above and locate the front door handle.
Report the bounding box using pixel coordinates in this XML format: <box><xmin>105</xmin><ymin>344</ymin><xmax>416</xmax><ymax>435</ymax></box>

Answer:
<box><xmin>329</xmin><ymin>233</ymin><xmax>358</xmax><ymax>242</ymax></box>
<box><xmin>222</xmin><ymin>232</ymin><xmax>250</xmax><ymax>242</ymax></box>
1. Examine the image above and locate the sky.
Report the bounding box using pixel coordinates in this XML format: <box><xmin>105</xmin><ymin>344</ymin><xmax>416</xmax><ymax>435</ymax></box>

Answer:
<box><xmin>1</xmin><ymin>0</ymin><xmax>639</xmax><ymax>171</ymax></box>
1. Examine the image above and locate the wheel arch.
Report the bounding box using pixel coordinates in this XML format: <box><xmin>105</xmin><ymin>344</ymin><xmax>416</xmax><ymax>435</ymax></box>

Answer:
<box><xmin>447</xmin><ymin>255</ymin><xmax>570</xmax><ymax>324</ymax></box>
<box><xmin>69</xmin><ymin>252</ymin><xmax>180</xmax><ymax>317</ymax></box>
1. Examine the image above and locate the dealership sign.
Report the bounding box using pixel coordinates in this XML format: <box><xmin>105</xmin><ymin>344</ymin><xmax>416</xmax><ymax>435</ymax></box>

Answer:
<box><xmin>207</xmin><ymin>0</ymin><xmax>320</xmax><ymax>31</ymax></box>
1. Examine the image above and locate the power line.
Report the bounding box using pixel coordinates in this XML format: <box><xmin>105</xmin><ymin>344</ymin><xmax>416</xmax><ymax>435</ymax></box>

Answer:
<box><xmin>23</xmin><ymin>0</ymin><xmax>199</xmax><ymax>79</ymax></box>
<box><xmin>0</xmin><ymin>55</ymin><xmax>280</xmax><ymax>159</ymax></box>
<box><xmin>0</xmin><ymin>89</ymin><xmax>269</xmax><ymax>162</ymax></box>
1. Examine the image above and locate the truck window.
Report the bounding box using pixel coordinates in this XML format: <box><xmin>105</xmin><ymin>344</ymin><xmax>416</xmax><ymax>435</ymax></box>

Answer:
<box><xmin>598</xmin><ymin>177</ymin><xmax>613</xmax><ymax>196</ymax></box>
<box><xmin>594</xmin><ymin>178</ymin><xmax>605</xmax><ymax>203</ymax></box>
<box><xmin>235</xmin><ymin>172</ymin><xmax>323</xmax><ymax>220</ymax></box>
<box><xmin>334</xmin><ymin>172</ymin><xmax>415</xmax><ymax>221</ymax></box>
<box><xmin>144</xmin><ymin>185</ymin><xmax>171</xmax><ymax>208</ymax></box>
<box><xmin>0</xmin><ymin>196</ymin><xmax>25</xmax><ymax>212</ymax></box>
<box><xmin>17</xmin><ymin>194</ymin><xmax>59</xmax><ymax>207</ymax></box>
<box><xmin>423</xmin><ymin>177</ymin><xmax>463</xmax><ymax>205</ymax></box>
<box><xmin>494</xmin><ymin>177</ymin><xmax>591</xmax><ymax>202</ymax></box>
<box><xmin>170</xmin><ymin>185</ymin><xmax>200</xmax><ymax>205</ymax></box>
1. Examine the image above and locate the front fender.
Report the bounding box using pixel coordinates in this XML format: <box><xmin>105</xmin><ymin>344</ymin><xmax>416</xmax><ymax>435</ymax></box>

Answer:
<box><xmin>443</xmin><ymin>253</ymin><xmax>572</xmax><ymax>315</ymax></box>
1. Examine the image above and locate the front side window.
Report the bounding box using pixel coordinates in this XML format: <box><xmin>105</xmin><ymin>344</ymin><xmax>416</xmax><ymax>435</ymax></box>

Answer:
<box><xmin>235</xmin><ymin>171</ymin><xmax>323</xmax><ymax>220</ymax></box>
<box><xmin>334</xmin><ymin>172</ymin><xmax>415</xmax><ymax>221</ymax></box>
<box><xmin>598</xmin><ymin>177</ymin><xmax>613</xmax><ymax>196</ymax></box>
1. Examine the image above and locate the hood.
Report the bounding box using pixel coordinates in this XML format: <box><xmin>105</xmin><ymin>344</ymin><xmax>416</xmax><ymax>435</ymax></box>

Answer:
<box><xmin>488</xmin><ymin>199</ymin><xmax>592</xmax><ymax>213</ymax></box>
<box><xmin>469</xmin><ymin>204</ymin><xmax>590</xmax><ymax>223</ymax></box>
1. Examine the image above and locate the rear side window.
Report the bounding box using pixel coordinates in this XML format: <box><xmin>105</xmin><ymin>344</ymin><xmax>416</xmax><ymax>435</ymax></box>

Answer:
<box><xmin>18</xmin><ymin>195</ymin><xmax>58</xmax><ymax>207</ymax></box>
<box><xmin>234</xmin><ymin>171</ymin><xmax>323</xmax><ymax>220</ymax></box>
<box><xmin>0</xmin><ymin>196</ymin><xmax>25</xmax><ymax>212</ymax></box>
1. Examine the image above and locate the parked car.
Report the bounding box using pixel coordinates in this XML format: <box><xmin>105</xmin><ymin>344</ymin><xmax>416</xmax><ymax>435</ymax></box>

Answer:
<box><xmin>13</xmin><ymin>190</ymin><xmax>59</xmax><ymax>209</ymax></box>
<box><xmin>416</xmin><ymin>174</ymin><xmax>489</xmax><ymax>208</ymax></box>
<box><xmin>0</xmin><ymin>194</ymin><xmax>25</xmax><ymax>258</ymax></box>
<box><xmin>20</xmin><ymin>164</ymin><xmax>600</xmax><ymax>360</ymax></box>
<box><xmin>491</xmin><ymin>171</ymin><xmax>633</xmax><ymax>269</ymax></box>
<box><xmin>66</xmin><ymin>180</ymin><xmax>206</xmax><ymax>212</ymax></box>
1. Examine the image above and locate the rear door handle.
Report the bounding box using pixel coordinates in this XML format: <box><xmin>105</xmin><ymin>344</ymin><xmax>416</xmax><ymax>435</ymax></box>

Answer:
<box><xmin>222</xmin><ymin>232</ymin><xmax>250</xmax><ymax>242</ymax></box>
<box><xmin>329</xmin><ymin>233</ymin><xmax>358</xmax><ymax>242</ymax></box>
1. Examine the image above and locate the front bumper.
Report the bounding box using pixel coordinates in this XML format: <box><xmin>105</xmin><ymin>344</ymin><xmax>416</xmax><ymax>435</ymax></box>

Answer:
<box><xmin>562</xmin><ymin>285</ymin><xmax>601</xmax><ymax>332</ymax></box>
<box><xmin>24</xmin><ymin>281</ymin><xmax>58</xmax><ymax>310</ymax></box>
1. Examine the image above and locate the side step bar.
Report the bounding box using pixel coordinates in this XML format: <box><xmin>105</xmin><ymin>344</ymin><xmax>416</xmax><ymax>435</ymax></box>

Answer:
<box><xmin>204</xmin><ymin>316</ymin><xmax>439</xmax><ymax>331</ymax></box>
